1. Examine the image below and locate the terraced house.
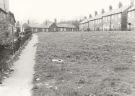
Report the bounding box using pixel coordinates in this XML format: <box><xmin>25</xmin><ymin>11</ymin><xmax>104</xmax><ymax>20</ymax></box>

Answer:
<box><xmin>80</xmin><ymin>2</ymin><xmax>133</xmax><ymax>31</ymax></box>
<box><xmin>79</xmin><ymin>19</ymin><xmax>89</xmax><ymax>31</ymax></box>
<box><xmin>30</xmin><ymin>22</ymin><xmax>78</xmax><ymax>33</ymax></box>
<box><xmin>91</xmin><ymin>15</ymin><xmax>103</xmax><ymax>31</ymax></box>
<box><xmin>102</xmin><ymin>6</ymin><xmax>130</xmax><ymax>31</ymax></box>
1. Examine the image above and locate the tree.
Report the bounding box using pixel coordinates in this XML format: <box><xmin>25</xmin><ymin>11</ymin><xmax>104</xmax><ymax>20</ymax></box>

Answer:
<box><xmin>15</xmin><ymin>21</ymin><xmax>21</xmax><ymax>37</ymax></box>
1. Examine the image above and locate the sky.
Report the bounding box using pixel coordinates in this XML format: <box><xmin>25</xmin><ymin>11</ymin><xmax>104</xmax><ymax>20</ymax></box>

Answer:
<box><xmin>10</xmin><ymin>0</ymin><xmax>131</xmax><ymax>23</ymax></box>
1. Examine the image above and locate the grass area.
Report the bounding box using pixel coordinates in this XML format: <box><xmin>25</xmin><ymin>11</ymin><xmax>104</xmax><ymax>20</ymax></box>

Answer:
<box><xmin>33</xmin><ymin>31</ymin><xmax>135</xmax><ymax>96</ymax></box>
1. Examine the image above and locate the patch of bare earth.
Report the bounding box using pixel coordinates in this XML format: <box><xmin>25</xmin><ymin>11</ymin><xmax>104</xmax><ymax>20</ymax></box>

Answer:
<box><xmin>33</xmin><ymin>31</ymin><xmax>135</xmax><ymax>96</ymax></box>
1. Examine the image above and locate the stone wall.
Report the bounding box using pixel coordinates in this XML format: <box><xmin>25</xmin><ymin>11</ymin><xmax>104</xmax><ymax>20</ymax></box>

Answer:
<box><xmin>0</xmin><ymin>10</ymin><xmax>14</xmax><ymax>45</ymax></box>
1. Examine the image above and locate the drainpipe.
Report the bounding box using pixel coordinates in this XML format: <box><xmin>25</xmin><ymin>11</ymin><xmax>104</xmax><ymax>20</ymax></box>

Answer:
<box><xmin>102</xmin><ymin>17</ymin><xmax>104</xmax><ymax>31</ymax></box>
<box><xmin>110</xmin><ymin>15</ymin><xmax>112</xmax><ymax>31</ymax></box>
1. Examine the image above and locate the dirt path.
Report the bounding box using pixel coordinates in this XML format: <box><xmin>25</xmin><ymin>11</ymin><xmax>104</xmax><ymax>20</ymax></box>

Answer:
<box><xmin>0</xmin><ymin>34</ymin><xmax>38</xmax><ymax>96</ymax></box>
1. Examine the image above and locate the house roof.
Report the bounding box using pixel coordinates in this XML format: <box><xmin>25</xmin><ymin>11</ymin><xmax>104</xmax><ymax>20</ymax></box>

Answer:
<box><xmin>23</xmin><ymin>23</ymin><xmax>30</xmax><ymax>28</ymax></box>
<box><xmin>80</xmin><ymin>5</ymin><xmax>130</xmax><ymax>23</ymax></box>
<box><xmin>80</xmin><ymin>19</ymin><xmax>88</xmax><ymax>24</ymax></box>
<box><xmin>29</xmin><ymin>23</ymin><xmax>76</xmax><ymax>29</ymax></box>
<box><xmin>0</xmin><ymin>8</ymin><xmax>7</xmax><ymax>14</ymax></box>
<box><xmin>29</xmin><ymin>24</ymin><xmax>49</xmax><ymax>28</ymax></box>
<box><xmin>102</xmin><ymin>5</ymin><xmax>130</xmax><ymax>17</ymax></box>
<box><xmin>57</xmin><ymin>23</ymin><xmax>76</xmax><ymax>28</ymax></box>
<box><xmin>88</xmin><ymin>14</ymin><xmax>103</xmax><ymax>21</ymax></box>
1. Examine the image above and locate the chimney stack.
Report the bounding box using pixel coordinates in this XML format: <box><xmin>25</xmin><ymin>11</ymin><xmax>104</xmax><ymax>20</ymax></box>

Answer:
<box><xmin>131</xmin><ymin>0</ymin><xmax>134</xmax><ymax>6</ymax></box>
<box><xmin>109</xmin><ymin>5</ymin><xmax>113</xmax><ymax>11</ymax></box>
<box><xmin>95</xmin><ymin>11</ymin><xmax>98</xmax><ymax>16</ymax></box>
<box><xmin>118</xmin><ymin>2</ymin><xmax>123</xmax><ymax>8</ymax></box>
<box><xmin>89</xmin><ymin>14</ymin><xmax>92</xmax><ymax>18</ymax></box>
<box><xmin>101</xmin><ymin>9</ymin><xmax>105</xmax><ymax>14</ymax></box>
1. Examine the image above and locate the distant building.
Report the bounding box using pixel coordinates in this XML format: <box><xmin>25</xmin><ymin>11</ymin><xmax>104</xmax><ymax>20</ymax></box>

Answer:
<box><xmin>80</xmin><ymin>3</ymin><xmax>132</xmax><ymax>31</ymax></box>
<box><xmin>102</xmin><ymin>6</ymin><xmax>131</xmax><ymax>31</ymax></box>
<box><xmin>57</xmin><ymin>23</ymin><xmax>77</xmax><ymax>32</ymax></box>
<box><xmin>30</xmin><ymin>22</ymin><xmax>78</xmax><ymax>33</ymax></box>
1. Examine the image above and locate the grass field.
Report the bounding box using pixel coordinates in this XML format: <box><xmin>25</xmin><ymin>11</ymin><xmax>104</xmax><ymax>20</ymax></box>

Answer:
<box><xmin>33</xmin><ymin>31</ymin><xmax>135</xmax><ymax>96</ymax></box>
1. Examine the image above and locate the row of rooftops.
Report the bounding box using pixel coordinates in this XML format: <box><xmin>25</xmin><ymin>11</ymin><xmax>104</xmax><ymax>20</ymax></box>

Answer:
<box><xmin>29</xmin><ymin>22</ymin><xmax>76</xmax><ymax>29</ymax></box>
<box><xmin>81</xmin><ymin>5</ymin><xmax>135</xmax><ymax>24</ymax></box>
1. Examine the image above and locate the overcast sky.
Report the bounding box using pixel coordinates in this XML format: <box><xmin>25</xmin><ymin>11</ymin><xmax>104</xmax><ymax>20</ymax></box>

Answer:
<box><xmin>10</xmin><ymin>0</ymin><xmax>131</xmax><ymax>23</ymax></box>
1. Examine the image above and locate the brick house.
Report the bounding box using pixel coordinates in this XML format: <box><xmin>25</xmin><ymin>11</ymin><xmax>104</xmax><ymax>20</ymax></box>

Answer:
<box><xmin>0</xmin><ymin>0</ymin><xmax>16</xmax><ymax>45</ymax></box>
<box><xmin>89</xmin><ymin>15</ymin><xmax>103</xmax><ymax>31</ymax></box>
<box><xmin>30</xmin><ymin>25</ymin><xmax>49</xmax><ymax>33</ymax></box>
<box><xmin>80</xmin><ymin>19</ymin><xmax>89</xmax><ymax>31</ymax></box>
<box><xmin>102</xmin><ymin>6</ymin><xmax>131</xmax><ymax>31</ymax></box>
<box><xmin>80</xmin><ymin>4</ymin><xmax>131</xmax><ymax>31</ymax></box>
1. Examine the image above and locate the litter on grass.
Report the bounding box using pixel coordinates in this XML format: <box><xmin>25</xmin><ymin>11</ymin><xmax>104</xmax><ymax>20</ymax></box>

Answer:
<box><xmin>52</xmin><ymin>59</ymin><xmax>64</xmax><ymax>63</ymax></box>
<box><xmin>35</xmin><ymin>78</ymin><xmax>40</xmax><ymax>81</ymax></box>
